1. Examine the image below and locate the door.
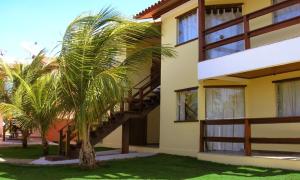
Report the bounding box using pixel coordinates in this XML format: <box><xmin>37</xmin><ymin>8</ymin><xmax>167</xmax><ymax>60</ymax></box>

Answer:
<box><xmin>205</xmin><ymin>87</ymin><xmax>245</xmax><ymax>152</ymax></box>
<box><xmin>129</xmin><ymin>117</ymin><xmax>147</xmax><ymax>146</ymax></box>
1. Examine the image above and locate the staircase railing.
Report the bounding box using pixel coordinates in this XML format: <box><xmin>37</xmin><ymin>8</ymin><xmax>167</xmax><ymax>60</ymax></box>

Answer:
<box><xmin>130</xmin><ymin>74</ymin><xmax>160</xmax><ymax>110</ymax></box>
<box><xmin>57</xmin><ymin>73</ymin><xmax>161</xmax><ymax>156</ymax></box>
<box><xmin>58</xmin><ymin>121</ymin><xmax>75</xmax><ymax>156</ymax></box>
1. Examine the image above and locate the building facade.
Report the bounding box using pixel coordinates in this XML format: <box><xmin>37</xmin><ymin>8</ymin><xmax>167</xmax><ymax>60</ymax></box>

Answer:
<box><xmin>133</xmin><ymin>0</ymin><xmax>300</xmax><ymax>170</ymax></box>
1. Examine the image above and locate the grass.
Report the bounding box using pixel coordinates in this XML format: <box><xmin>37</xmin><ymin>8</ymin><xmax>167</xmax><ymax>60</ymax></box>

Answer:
<box><xmin>0</xmin><ymin>154</ymin><xmax>299</xmax><ymax>179</ymax></box>
<box><xmin>0</xmin><ymin>145</ymin><xmax>113</xmax><ymax>159</ymax></box>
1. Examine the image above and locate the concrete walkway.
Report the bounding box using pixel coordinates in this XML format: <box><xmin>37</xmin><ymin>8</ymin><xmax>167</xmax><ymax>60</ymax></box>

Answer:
<box><xmin>0</xmin><ymin>138</ymin><xmax>57</xmax><ymax>147</ymax></box>
<box><xmin>0</xmin><ymin>158</ymin><xmax>34</xmax><ymax>165</ymax></box>
<box><xmin>31</xmin><ymin>151</ymin><xmax>156</xmax><ymax>165</ymax></box>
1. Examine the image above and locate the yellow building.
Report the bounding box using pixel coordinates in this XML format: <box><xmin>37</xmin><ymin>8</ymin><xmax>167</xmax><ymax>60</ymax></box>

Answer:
<box><xmin>131</xmin><ymin>0</ymin><xmax>300</xmax><ymax>171</ymax></box>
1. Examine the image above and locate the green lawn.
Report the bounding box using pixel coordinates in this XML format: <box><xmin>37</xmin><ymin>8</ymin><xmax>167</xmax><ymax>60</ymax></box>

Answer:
<box><xmin>0</xmin><ymin>154</ymin><xmax>299</xmax><ymax>179</ymax></box>
<box><xmin>0</xmin><ymin>145</ymin><xmax>113</xmax><ymax>159</ymax></box>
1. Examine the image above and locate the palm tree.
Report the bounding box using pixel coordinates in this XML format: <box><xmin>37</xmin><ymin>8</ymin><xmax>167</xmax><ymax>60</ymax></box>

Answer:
<box><xmin>0</xmin><ymin>73</ymin><xmax>61</xmax><ymax>155</ymax></box>
<box><xmin>57</xmin><ymin>8</ymin><xmax>175</xmax><ymax>168</ymax></box>
<box><xmin>0</xmin><ymin>52</ymin><xmax>58</xmax><ymax>150</ymax></box>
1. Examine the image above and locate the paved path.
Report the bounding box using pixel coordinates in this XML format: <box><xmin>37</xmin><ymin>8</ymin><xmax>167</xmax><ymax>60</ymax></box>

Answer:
<box><xmin>31</xmin><ymin>152</ymin><xmax>156</xmax><ymax>165</ymax></box>
<box><xmin>0</xmin><ymin>139</ymin><xmax>57</xmax><ymax>147</ymax></box>
<box><xmin>0</xmin><ymin>158</ymin><xmax>34</xmax><ymax>165</ymax></box>
<box><xmin>0</xmin><ymin>148</ymin><xmax>156</xmax><ymax>166</ymax></box>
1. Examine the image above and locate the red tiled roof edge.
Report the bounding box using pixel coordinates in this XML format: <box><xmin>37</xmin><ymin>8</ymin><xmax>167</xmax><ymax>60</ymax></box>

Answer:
<box><xmin>134</xmin><ymin>0</ymin><xmax>169</xmax><ymax>19</ymax></box>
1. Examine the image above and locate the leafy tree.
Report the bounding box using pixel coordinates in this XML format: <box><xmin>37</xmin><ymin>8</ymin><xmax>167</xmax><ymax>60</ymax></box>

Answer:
<box><xmin>0</xmin><ymin>52</ymin><xmax>58</xmax><ymax>151</ymax></box>
<box><xmin>57</xmin><ymin>8</ymin><xmax>175</xmax><ymax>168</ymax></box>
<box><xmin>0</xmin><ymin>73</ymin><xmax>61</xmax><ymax>155</ymax></box>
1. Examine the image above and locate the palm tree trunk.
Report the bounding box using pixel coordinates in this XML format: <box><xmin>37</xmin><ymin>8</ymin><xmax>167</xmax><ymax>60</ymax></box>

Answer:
<box><xmin>79</xmin><ymin>124</ymin><xmax>96</xmax><ymax>169</ymax></box>
<box><xmin>42</xmin><ymin>135</ymin><xmax>49</xmax><ymax>156</ymax></box>
<box><xmin>21</xmin><ymin>130</ymin><xmax>29</xmax><ymax>148</ymax></box>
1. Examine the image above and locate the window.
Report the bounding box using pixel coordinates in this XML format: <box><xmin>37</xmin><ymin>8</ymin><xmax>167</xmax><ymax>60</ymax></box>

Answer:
<box><xmin>276</xmin><ymin>79</ymin><xmax>300</xmax><ymax>117</ymax></box>
<box><xmin>177</xmin><ymin>10</ymin><xmax>198</xmax><ymax>44</ymax></box>
<box><xmin>176</xmin><ymin>88</ymin><xmax>198</xmax><ymax>121</ymax></box>
<box><xmin>273</xmin><ymin>0</ymin><xmax>300</xmax><ymax>23</ymax></box>
<box><xmin>205</xmin><ymin>87</ymin><xmax>245</xmax><ymax>151</ymax></box>
<box><xmin>205</xmin><ymin>8</ymin><xmax>243</xmax><ymax>59</ymax></box>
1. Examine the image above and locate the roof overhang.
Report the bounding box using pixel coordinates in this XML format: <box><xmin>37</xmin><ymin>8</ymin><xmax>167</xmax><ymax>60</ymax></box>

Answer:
<box><xmin>135</xmin><ymin>0</ymin><xmax>192</xmax><ymax>19</ymax></box>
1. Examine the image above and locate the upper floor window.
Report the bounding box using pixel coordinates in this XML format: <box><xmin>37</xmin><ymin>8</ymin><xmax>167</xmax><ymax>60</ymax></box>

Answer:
<box><xmin>276</xmin><ymin>79</ymin><xmax>300</xmax><ymax>117</ymax></box>
<box><xmin>273</xmin><ymin>0</ymin><xmax>300</xmax><ymax>23</ymax></box>
<box><xmin>176</xmin><ymin>88</ymin><xmax>198</xmax><ymax>121</ymax></box>
<box><xmin>177</xmin><ymin>10</ymin><xmax>198</xmax><ymax>44</ymax></box>
<box><xmin>205</xmin><ymin>7</ymin><xmax>243</xmax><ymax>59</ymax></box>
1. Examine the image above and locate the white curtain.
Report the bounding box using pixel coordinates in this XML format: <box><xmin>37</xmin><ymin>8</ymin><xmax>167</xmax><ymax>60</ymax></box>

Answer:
<box><xmin>277</xmin><ymin>80</ymin><xmax>300</xmax><ymax>117</ymax></box>
<box><xmin>205</xmin><ymin>9</ymin><xmax>243</xmax><ymax>59</ymax></box>
<box><xmin>206</xmin><ymin>88</ymin><xmax>245</xmax><ymax>152</ymax></box>
<box><xmin>178</xmin><ymin>12</ymin><xmax>198</xmax><ymax>44</ymax></box>
<box><xmin>177</xmin><ymin>92</ymin><xmax>186</xmax><ymax>120</ymax></box>
<box><xmin>273</xmin><ymin>0</ymin><xmax>300</xmax><ymax>23</ymax></box>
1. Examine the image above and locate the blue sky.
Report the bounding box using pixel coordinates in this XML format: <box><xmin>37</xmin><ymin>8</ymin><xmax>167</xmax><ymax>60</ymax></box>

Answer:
<box><xmin>0</xmin><ymin>0</ymin><xmax>157</xmax><ymax>60</ymax></box>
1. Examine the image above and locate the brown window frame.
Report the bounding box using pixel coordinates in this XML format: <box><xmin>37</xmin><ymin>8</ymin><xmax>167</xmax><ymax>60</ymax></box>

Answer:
<box><xmin>176</xmin><ymin>8</ymin><xmax>198</xmax><ymax>46</ymax></box>
<box><xmin>175</xmin><ymin>86</ymin><xmax>199</xmax><ymax>122</ymax></box>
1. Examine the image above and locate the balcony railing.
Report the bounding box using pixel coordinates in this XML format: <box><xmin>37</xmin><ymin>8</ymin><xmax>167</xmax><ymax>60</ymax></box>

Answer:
<box><xmin>199</xmin><ymin>116</ymin><xmax>300</xmax><ymax>156</ymax></box>
<box><xmin>199</xmin><ymin>0</ymin><xmax>300</xmax><ymax>61</ymax></box>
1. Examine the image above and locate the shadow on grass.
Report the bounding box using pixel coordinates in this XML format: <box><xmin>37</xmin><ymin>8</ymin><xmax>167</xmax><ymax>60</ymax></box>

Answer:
<box><xmin>0</xmin><ymin>154</ymin><xmax>299</xmax><ymax>179</ymax></box>
<box><xmin>0</xmin><ymin>145</ymin><xmax>114</xmax><ymax>159</ymax></box>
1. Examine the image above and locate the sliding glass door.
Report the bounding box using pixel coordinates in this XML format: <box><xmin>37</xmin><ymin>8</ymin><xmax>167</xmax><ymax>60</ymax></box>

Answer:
<box><xmin>205</xmin><ymin>87</ymin><xmax>245</xmax><ymax>152</ymax></box>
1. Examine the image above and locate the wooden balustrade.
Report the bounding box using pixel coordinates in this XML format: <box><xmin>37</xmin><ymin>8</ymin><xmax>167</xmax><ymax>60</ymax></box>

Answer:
<box><xmin>200</xmin><ymin>116</ymin><xmax>300</xmax><ymax>156</ymax></box>
<box><xmin>199</xmin><ymin>0</ymin><xmax>300</xmax><ymax>61</ymax></box>
<box><xmin>59</xmin><ymin>129</ymin><xmax>63</xmax><ymax>155</ymax></box>
<box><xmin>58</xmin><ymin>121</ymin><xmax>74</xmax><ymax>156</ymax></box>
<box><xmin>129</xmin><ymin>74</ymin><xmax>160</xmax><ymax>111</ymax></box>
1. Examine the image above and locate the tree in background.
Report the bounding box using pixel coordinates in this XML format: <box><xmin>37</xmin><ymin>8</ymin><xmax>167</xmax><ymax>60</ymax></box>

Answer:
<box><xmin>0</xmin><ymin>52</ymin><xmax>58</xmax><ymax>151</ymax></box>
<box><xmin>0</xmin><ymin>73</ymin><xmax>61</xmax><ymax>155</ymax></box>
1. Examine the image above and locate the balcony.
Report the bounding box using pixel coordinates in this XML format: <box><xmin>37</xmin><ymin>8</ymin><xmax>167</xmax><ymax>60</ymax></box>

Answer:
<box><xmin>200</xmin><ymin>116</ymin><xmax>300</xmax><ymax>156</ymax></box>
<box><xmin>198</xmin><ymin>116</ymin><xmax>300</xmax><ymax>170</ymax></box>
<box><xmin>198</xmin><ymin>0</ymin><xmax>300</xmax><ymax>80</ymax></box>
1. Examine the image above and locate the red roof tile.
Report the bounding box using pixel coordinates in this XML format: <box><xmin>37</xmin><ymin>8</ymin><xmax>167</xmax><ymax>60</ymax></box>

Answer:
<box><xmin>135</xmin><ymin>0</ymin><xmax>191</xmax><ymax>19</ymax></box>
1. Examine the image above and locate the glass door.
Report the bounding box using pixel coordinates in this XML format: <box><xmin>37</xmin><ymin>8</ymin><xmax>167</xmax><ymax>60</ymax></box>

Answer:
<box><xmin>205</xmin><ymin>87</ymin><xmax>245</xmax><ymax>152</ymax></box>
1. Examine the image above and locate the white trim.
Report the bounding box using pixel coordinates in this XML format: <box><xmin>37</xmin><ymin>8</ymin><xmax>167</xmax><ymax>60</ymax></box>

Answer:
<box><xmin>198</xmin><ymin>36</ymin><xmax>300</xmax><ymax>80</ymax></box>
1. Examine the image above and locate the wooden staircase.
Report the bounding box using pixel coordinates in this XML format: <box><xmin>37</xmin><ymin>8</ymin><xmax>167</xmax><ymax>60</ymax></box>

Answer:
<box><xmin>58</xmin><ymin>74</ymin><xmax>161</xmax><ymax>157</ymax></box>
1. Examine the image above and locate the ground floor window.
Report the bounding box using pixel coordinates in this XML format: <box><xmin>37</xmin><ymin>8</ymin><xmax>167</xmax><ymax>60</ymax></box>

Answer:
<box><xmin>205</xmin><ymin>87</ymin><xmax>245</xmax><ymax>152</ymax></box>
<box><xmin>276</xmin><ymin>79</ymin><xmax>300</xmax><ymax>117</ymax></box>
<box><xmin>176</xmin><ymin>87</ymin><xmax>198</xmax><ymax>121</ymax></box>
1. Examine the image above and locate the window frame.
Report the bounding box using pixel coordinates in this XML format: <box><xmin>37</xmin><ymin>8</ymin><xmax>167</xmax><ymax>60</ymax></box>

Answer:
<box><xmin>176</xmin><ymin>8</ymin><xmax>199</xmax><ymax>46</ymax></box>
<box><xmin>204</xmin><ymin>85</ymin><xmax>246</xmax><ymax>120</ymax></box>
<box><xmin>274</xmin><ymin>77</ymin><xmax>300</xmax><ymax>117</ymax></box>
<box><xmin>175</xmin><ymin>86</ymin><xmax>199</xmax><ymax>122</ymax></box>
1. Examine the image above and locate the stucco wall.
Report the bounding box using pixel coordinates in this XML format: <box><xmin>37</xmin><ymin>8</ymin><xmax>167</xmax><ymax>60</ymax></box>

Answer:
<box><xmin>147</xmin><ymin>106</ymin><xmax>160</xmax><ymax>144</ymax></box>
<box><xmin>159</xmin><ymin>0</ymin><xmax>300</xmax><ymax>157</ymax></box>
<box><xmin>160</xmin><ymin>0</ymin><xmax>199</xmax><ymax>157</ymax></box>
